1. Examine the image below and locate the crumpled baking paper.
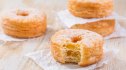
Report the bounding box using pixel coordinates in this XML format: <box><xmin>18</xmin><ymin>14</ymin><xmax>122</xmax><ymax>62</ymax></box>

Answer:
<box><xmin>57</xmin><ymin>10</ymin><xmax>126</xmax><ymax>39</ymax></box>
<box><xmin>26</xmin><ymin>44</ymin><xmax>118</xmax><ymax>70</ymax></box>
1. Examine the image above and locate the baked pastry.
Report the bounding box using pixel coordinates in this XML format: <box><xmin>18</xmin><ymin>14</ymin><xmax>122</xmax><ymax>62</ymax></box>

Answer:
<box><xmin>68</xmin><ymin>0</ymin><xmax>114</xmax><ymax>18</ymax></box>
<box><xmin>51</xmin><ymin>29</ymin><xmax>104</xmax><ymax>66</ymax></box>
<box><xmin>71</xmin><ymin>19</ymin><xmax>115</xmax><ymax>37</ymax></box>
<box><xmin>2</xmin><ymin>8</ymin><xmax>46</xmax><ymax>38</ymax></box>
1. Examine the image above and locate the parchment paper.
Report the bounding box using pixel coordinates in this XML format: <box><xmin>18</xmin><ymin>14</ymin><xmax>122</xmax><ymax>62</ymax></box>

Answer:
<box><xmin>26</xmin><ymin>44</ymin><xmax>118</xmax><ymax>70</ymax></box>
<box><xmin>57</xmin><ymin>10</ymin><xmax>126</xmax><ymax>39</ymax></box>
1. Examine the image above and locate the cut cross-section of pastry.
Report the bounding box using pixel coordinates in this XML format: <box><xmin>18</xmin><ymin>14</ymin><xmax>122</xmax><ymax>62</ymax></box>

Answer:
<box><xmin>71</xmin><ymin>19</ymin><xmax>115</xmax><ymax>37</ymax></box>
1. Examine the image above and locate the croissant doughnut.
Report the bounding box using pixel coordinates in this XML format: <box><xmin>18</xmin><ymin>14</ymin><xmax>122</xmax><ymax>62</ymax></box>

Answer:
<box><xmin>68</xmin><ymin>0</ymin><xmax>114</xmax><ymax>18</ymax></box>
<box><xmin>2</xmin><ymin>8</ymin><xmax>46</xmax><ymax>38</ymax></box>
<box><xmin>51</xmin><ymin>29</ymin><xmax>104</xmax><ymax>66</ymax></box>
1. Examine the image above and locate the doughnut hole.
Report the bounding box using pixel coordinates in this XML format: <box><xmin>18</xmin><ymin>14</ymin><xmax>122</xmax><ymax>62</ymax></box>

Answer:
<box><xmin>71</xmin><ymin>36</ymin><xmax>82</xmax><ymax>43</ymax></box>
<box><xmin>16</xmin><ymin>10</ymin><xmax>29</xmax><ymax>16</ymax></box>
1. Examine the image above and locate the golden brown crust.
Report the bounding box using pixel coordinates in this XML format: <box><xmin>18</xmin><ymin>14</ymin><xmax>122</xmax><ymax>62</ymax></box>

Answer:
<box><xmin>79</xmin><ymin>44</ymin><xmax>103</xmax><ymax>66</ymax></box>
<box><xmin>51</xmin><ymin>43</ymin><xmax>65</xmax><ymax>63</ymax></box>
<box><xmin>68</xmin><ymin>0</ymin><xmax>114</xmax><ymax>18</ymax></box>
<box><xmin>51</xmin><ymin>29</ymin><xmax>104</xmax><ymax>66</ymax></box>
<box><xmin>2</xmin><ymin>8</ymin><xmax>47</xmax><ymax>38</ymax></box>
<box><xmin>71</xmin><ymin>19</ymin><xmax>115</xmax><ymax>37</ymax></box>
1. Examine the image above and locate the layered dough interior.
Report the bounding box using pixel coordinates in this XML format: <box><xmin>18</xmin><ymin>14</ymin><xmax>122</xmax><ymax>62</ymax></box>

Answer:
<box><xmin>62</xmin><ymin>36</ymin><xmax>82</xmax><ymax>63</ymax></box>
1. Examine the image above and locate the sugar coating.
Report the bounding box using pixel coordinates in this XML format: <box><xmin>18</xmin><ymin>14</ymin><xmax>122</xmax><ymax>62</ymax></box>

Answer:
<box><xmin>51</xmin><ymin>29</ymin><xmax>103</xmax><ymax>48</ymax></box>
